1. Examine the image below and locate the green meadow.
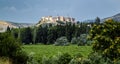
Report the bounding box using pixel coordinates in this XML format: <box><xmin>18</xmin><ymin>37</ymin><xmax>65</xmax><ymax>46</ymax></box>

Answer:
<box><xmin>23</xmin><ymin>45</ymin><xmax>92</xmax><ymax>59</ymax></box>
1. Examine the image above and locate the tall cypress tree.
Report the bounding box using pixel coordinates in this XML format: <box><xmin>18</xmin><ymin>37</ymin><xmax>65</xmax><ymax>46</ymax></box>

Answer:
<box><xmin>20</xmin><ymin>27</ymin><xmax>33</xmax><ymax>44</ymax></box>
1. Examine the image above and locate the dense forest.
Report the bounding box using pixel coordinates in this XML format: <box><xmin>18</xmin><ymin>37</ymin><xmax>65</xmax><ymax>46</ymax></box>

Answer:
<box><xmin>9</xmin><ymin>21</ymin><xmax>94</xmax><ymax>45</ymax></box>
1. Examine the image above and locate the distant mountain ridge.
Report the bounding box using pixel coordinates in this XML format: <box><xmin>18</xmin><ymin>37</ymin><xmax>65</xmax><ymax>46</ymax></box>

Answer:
<box><xmin>103</xmin><ymin>13</ymin><xmax>120</xmax><ymax>22</ymax></box>
<box><xmin>0</xmin><ymin>20</ymin><xmax>34</xmax><ymax>32</ymax></box>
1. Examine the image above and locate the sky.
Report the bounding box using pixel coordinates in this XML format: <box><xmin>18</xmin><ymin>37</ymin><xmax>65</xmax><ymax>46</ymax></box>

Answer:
<box><xmin>0</xmin><ymin>0</ymin><xmax>120</xmax><ymax>23</ymax></box>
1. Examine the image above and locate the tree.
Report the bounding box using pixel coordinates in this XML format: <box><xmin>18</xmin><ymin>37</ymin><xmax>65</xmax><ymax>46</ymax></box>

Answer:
<box><xmin>65</xmin><ymin>22</ymin><xmax>74</xmax><ymax>42</ymax></box>
<box><xmin>89</xmin><ymin>19</ymin><xmax>120</xmax><ymax>61</ymax></box>
<box><xmin>6</xmin><ymin>26</ymin><xmax>11</xmax><ymax>32</ymax></box>
<box><xmin>47</xmin><ymin>27</ymin><xmax>57</xmax><ymax>44</ymax></box>
<box><xmin>0</xmin><ymin>32</ymin><xmax>28</xmax><ymax>64</ymax></box>
<box><xmin>33</xmin><ymin>26</ymin><xmax>37</xmax><ymax>44</ymax></box>
<box><xmin>95</xmin><ymin>17</ymin><xmax>100</xmax><ymax>24</ymax></box>
<box><xmin>20</xmin><ymin>27</ymin><xmax>33</xmax><ymax>44</ymax></box>
<box><xmin>36</xmin><ymin>25</ymin><xmax>48</xmax><ymax>44</ymax></box>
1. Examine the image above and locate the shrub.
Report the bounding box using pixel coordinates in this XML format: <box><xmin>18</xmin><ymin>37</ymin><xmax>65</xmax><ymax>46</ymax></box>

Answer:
<box><xmin>42</xmin><ymin>56</ymin><xmax>51</xmax><ymax>64</ymax></box>
<box><xmin>86</xmin><ymin>40</ymin><xmax>92</xmax><ymax>46</ymax></box>
<box><xmin>54</xmin><ymin>36</ymin><xmax>69</xmax><ymax>46</ymax></box>
<box><xmin>57</xmin><ymin>53</ymin><xmax>72</xmax><ymax>64</ymax></box>
<box><xmin>81</xmin><ymin>59</ymin><xmax>91</xmax><ymax>64</ymax></box>
<box><xmin>88</xmin><ymin>52</ymin><xmax>113</xmax><ymax>64</ymax></box>
<box><xmin>78</xmin><ymin>34</ymin><xmax>87</xmax><ymax>46</ymax></box>
<box><xmin>50</xmin><ymin>55</ymin><xmax>59</xmax><ymax>64</ymax></box>
<box><xmin>0</xmin><ymin>32</ymin><xmax>28</xmax><ymax>64</ymax></box>
<box><xmin>12</xmin><ymin>51</ymin><xmax>28</xmax><ymax>64</ymax></box>
<box><xmin>40</xmin><ymin>53</ymin><xmax>72</xmax><ymax>64</ymax></box>
<box><xmin>71</xmin><ymin>37</ymin><xmax>78</xmax><ymax>44</ymax></box>
<box><xmin>69</xmin><ymin>58</ymin><xmax>81</xmax><ymax>64</ymax></box>
<box><xmin>89</xmin><ymin>19</ymin><xmax>120</xmax><ymax>61</ymax></box>
<box><xmin>27</xmin><ymin>52</ymin><xmax>39</xmax><ymax>64</ymax></box>
<box><xmin>69</xmin><ymin>53</ymin><xmax>83</xmax><ymax>64</ymax></box>
<box><xmin>115</xmin><ymin>60</ymin><xmax>120</xmax><ymax>64</ymax></box>
<box><xmin>74</xmin><ymin>53</ymin><xmax>83</xmax><ymax>58</ymax></box>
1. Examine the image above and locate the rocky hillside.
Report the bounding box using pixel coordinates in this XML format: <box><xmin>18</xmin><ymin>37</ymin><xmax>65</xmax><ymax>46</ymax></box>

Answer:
<box><xmin>36</xmin><ymin>16</ymin><xmax>76</xmax><ymax>26</ymax></box>
<box><xmin>0</xmin><ymin>20</ymin><xmax>34</xmax><ymax>32</ymax></box>
<box><xmin>103</xmin><ymin>13</ymin><xmax>120</xmax><ymax>22</ymax></box>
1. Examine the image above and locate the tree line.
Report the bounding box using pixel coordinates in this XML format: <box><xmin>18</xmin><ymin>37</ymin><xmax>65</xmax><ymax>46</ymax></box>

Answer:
<box><xmin>6</xmin><ymin>17</ymin><xmax>100</xmax><ymax>45</ymax></box>
<box><xmin>8</xmin><ymin>22</ymin><xmax>90</xmax><ymax>44</ymax></box>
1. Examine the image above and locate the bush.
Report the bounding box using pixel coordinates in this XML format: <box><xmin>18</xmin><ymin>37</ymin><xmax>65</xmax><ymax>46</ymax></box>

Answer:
<box><xmin>40</xmin><ymin>53</ymin><xmax>72</xmax><ymax>64</ymax></box>
<box><xmin>54</xmin><ymin>36</ymin><xmax>69</xmax><ymax>46</ymax></box>
<box><xmin>69</xmin><ymin>58</ymin><xmax>81</xmax><ymax>64</ymax></box>
<box><xmin>69</xmin><ymin>53</ymin><xmax>83</xmax><ymax>64</ymax></box>
<box><xmin>50</xmin><ymin>55</ymin><xmax>59</xmax><ymax>64</ymax></box>
<box><xmin>86</xmin><ymin>40</ymin><xmax>92</xmax><ymax>46</ymax></box>
<box><xmin>27</xmin><ymin>52</ymin><xmax>39</xmax><ymax>64</ymax></box>
<box><xmin>12</xmin><ymin>51</ymin><xmax>28</xmax><ymax>64</ymax></box>
<box><xmin>0</xmin><ymin>32</ymin><xmax>28</xmax><ymax>64</ymax></box>
<box><xmin>78</xmin><ymin>34</ymin><xmax>87</xmax><ymax>46</ymax></box>
<box><xmin>57</xmin><ymin>53</ymin><xmax>72</xmax><ymax>64</ymax></box>
<box><xmin>42</xmin><ymin>56</ymin><xmax>51</xmax><ymax>64</ymax></box>
<box><xmin>81</xmin><ymin>59</ymin><xmax>91</xmax><ymax>64</ymax></box>
<box><xmin>115</xmin><ymin>60</ymin><xmax>120</xmax><ymax>64</ymax></box>
<box><xmin>89</xmin><ymin>19</ymin><xmax>120</xmax><ymax>61</ymax></box>
<box><xmin>71</xmin><ymin>37</ymin><xmax>78</xmax><ymax>44</ymax></box>
<box><xmin>88</xmin><ymin>52</ymin><xmax>113</xmax><ymax>64</ymax></box>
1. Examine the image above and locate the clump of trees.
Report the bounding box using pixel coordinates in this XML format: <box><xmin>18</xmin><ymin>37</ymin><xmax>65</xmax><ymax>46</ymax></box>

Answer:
<box><xmin>0</xmin><ymin>32</ymin><xmax>28</xmax><ymax>64</ymax></box>
<box><xmin>10</xmin><ymin>22</ymin><xmax>92</xmax><ymax>45</ymax></box>
<box><xmin>89</xmin><ymin>19</ymin><xmax>120</xmax><ymax>62</ymax></box>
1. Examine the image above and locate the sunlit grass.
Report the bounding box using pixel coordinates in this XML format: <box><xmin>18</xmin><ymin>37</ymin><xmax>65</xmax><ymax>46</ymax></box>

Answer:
<box><xmin>23</xmin><ymin>45</ymin><xmax>92</xmax><ymax>59</ymax></box>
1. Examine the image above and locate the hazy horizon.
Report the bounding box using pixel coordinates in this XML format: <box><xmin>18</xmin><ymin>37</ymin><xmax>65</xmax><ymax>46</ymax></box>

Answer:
<box><xmin>0</xmin><ymin>0</ymin><xmax>120</xmax><ymax>23</ymax></box>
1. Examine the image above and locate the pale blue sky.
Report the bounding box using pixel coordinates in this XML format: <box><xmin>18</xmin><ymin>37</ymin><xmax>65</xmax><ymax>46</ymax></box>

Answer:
<box><xmin>0</xmin><ymin>0</ymin><xmax>120</xmax><ymax>23</ymax></box>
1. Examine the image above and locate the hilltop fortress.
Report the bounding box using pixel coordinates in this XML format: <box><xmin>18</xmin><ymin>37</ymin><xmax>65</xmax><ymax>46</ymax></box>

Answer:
<box><xmin>37</xmin><ymin>16</ymin><xmax>76</xmax><ymax>26</ymax></box>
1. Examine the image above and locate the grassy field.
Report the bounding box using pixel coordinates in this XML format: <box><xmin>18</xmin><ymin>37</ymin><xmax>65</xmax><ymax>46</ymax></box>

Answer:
<box><xmin>22</xmin><ymin>45</ymin><xmax>92</xmax><ymax>59</ymax></box>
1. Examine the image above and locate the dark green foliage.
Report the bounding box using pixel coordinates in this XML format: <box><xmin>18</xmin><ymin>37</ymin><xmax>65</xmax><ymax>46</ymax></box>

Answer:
<box><xmin>20</xmin><ymin>27</ymin><xmax>33</xmax><ymax>44</ymax></box>
<box><xmin>81</xmin><ymin>59</ymin><xmax>91</xmax><ymax>64</ymax></box>
<box><xmin>0</xmin><ymin>32</ymin><xmax>28</xmax><ymax>64</ymax></box>
<box><xmin>10</xmin><ymin>21</ymin><xmax>91</xmax><ymax>45</ymax></box>
<box><xmin>65</xmin><ymin>22</ymin><xmax>75</xmax><ymax>42</ymax></box>
<box><xmin>89</xmin><ymin>19</ymin><xmax>120</xmax><ymax>61</ymax></box>
<box><xmin>41</xmin><ymin>56</ymin><xmax>50</xmax><ymax>64</ymax></box>
<box><xmin>74</xmin><ymin>53</ymin><xmax>83</xmax><ymax>58</ymax></box>
<box><xmin>6</xmin><ymin>26</ymin><xmax>11</xmax><ymax>32</ymax></box>
<box><xmin>47</xmin><ymin>27</ymin><xmax>57</xmax><ymax>44</ymax></box>
<box><xmin>12</xmin><ymin>51</ymin><xmax>28</xmax><ymax>64</ymax></box>
<box><xmin>69</xmin><ymin>53</ymin><xmax>83</xmax><ymax>64</ymax></box>
<box><xmin>0</xmin><ymin>32</ymin><xmax>20</xmax><ymax>57</ymax></box>
<box><xmin>36</xmin><ymin>25</ymin><xmax>48</xmax><ymax>44</ymax></box>
<box><xmin>88</xmin><ymin>52</ymin><xmax>113</xmax><ymax>64</ymax></box>
<box><xmin>95</xmin><ymin>17</ymin><xmax>100</xmax><ymax>25</ymax></box>
<box><xmin>11</xmin><ymin>28</ymin><xmax>19</xmax><ymax>39</ymax></box>
<box><xmin>57</xmin><ymin>53</ymin><xmax>72</xmax><ymax>64</ymax></box>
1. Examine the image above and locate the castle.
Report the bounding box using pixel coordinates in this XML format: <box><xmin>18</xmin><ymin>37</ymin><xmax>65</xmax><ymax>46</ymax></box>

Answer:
<box><xmin>41</xmin><ymin>16</ymin><xmax>75</xmax><ymax>22</ymax></box>
<box><xmin>37</xmin><ymin>16</ymin><xmax>76</xmax><ymax>26</ymax></box>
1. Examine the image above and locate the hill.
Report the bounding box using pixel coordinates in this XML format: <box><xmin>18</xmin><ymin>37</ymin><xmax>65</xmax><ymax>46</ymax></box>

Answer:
<box><xmin>0</xmin><ymin>20</ymin><xmax>34</xmax><ymax>32</ymax></box>
<box><xmin>103</xmin><ymin>13</ymin><xmax>120</xmax><ymax>22</ymax></box>
<box><xmin>36</xmin><ymin>16</ymin><xmax>76</xmax><ymax>26</ymax></box>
